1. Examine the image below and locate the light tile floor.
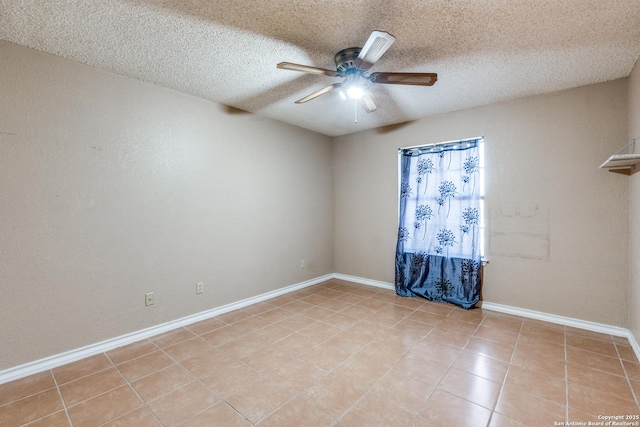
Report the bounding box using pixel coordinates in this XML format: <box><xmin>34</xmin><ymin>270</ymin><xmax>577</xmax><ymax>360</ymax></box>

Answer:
<box><xmin>1</xmin><ymin>279</ymin><xmax>640</xmax><ymax>426</ymax></box>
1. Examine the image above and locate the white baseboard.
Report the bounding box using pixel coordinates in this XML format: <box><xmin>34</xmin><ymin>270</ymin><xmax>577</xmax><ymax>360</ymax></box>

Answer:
<box><xmin>481</xmin><ymin>301</ymin><xmax>640</xmax><ymax>358</ymax></box>
<box><xmin>479</xmin><ymin>301</ymin><xmax>630</xmax><ymax>337</ymax></box>
<box><xmin>332</xmin><ymin>273</ymin><xmax>395</xmax><ymax>291</ymax></box>
<box><xmin>333</xmin><ymin>273</ymin><xmax>640</xmax><ymax>360</ymax></box>
<box><xmin>0</xmin><ymin>274</ymin><xmax>332</xmax><ymax>385</ymax></box>
<box><xmin>3</xmin><ymin>272</ymin><xmax>639</xmax><ymax>385</ymax></box>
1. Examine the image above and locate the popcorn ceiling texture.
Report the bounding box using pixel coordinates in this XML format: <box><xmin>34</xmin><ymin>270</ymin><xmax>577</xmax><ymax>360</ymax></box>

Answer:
<box><xmin>2</xmin><ymin>0</ymin><xmax>640</xmax><ymax>136</ymax></box>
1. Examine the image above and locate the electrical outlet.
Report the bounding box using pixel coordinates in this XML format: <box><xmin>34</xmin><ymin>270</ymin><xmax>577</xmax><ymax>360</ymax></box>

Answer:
<box><xmin>300</xmin><ymin>259</ymin><xmax>306</xmax><ymax>269</ymax></box>
<box><xmin>145</xmin><ymin>292</ymin><xmax>154</xmax><ymax>306</ymax></box>
<box><xmin>196</xmin><ymin>282</ymin><xmax>204</xmax><ymax>294</ymax></box>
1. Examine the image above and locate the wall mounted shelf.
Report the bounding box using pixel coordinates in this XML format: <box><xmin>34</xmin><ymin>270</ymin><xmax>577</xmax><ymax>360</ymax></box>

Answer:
<box><xmin>600</xmin><ymin>139</ymin><xmax>639</xmax><ymax>175</ymax></box>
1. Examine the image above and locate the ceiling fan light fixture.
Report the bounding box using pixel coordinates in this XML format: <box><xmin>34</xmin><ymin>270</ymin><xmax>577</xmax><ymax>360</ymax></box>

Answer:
<box><xmin>347</xmin><ymin>85</ymin><xmax>364</xmax><ymax>99</ymax></box>
<box><xmin>362</xmin><ymin>92</ymin><xmax>378</xmax><ymax>113</ymax></box>
<box><xmin>344</xmin><ymin>72</ymin><xmax>364</xmax><ymax>99</ymax></box>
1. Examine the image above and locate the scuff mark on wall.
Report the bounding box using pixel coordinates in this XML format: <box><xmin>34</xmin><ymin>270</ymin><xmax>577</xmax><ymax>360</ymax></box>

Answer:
<box><xmin>489</xmin><ymin>204</ymin><xmax>550</xmax><ymax>261</ymax></box>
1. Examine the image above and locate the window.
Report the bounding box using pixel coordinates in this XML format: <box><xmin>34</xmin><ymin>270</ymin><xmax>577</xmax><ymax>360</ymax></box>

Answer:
<box><xmin>395</xmin><ymin>137</ymin><xmax>485</xmax><ymax>308</ymax></box>
<box><xmin>398</xmin><ymin>137</ymin><xmax>485</xmax><ymax>258</ymax></box>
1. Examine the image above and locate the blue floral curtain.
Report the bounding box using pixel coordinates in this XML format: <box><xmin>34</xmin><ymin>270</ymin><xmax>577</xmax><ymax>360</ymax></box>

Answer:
<box><xmin>395</xmin><ymin>138</ymin><xmax>482</xmax><ymax>309</ymax></box>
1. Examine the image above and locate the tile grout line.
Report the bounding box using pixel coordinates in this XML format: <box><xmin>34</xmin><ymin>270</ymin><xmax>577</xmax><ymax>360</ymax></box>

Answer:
<box><xmin>486</xmin><ymin>318</ymin><xmax>524</xmax><ymax>427</ymax></box>
<box><xmin>272</xmin><ymin>355</ymin><xmax>340</xmax><ymax>426</ymax></box>
<box><xmin>323</xmin><ymin>303</ymin><xmax>419</xmax><ymax>425</ymax></box>
<box><xmin>284</xmin><ymin>304</ymin><xmax>395</xmax><ymax>425</ymax></box>
<box><xmin>220</xmin><ymin>288</ymin><xmax>378</xmax><ymax>425</ymax></box>
<box><xmin>145</xmin><ymin>337</ymin><xmax>247</xmax><ymax>427</ymax></box>
<box><xmin>164</xmin><ymin>286</ymin><xmax>369</xmax><ymax>426</ymax></box>
<box><xmin>188</xmin><ymin>285</ymin><xmax>383</xmax><ymax>425</ymax></box>
<box><xmin>36</xmin><ymin>369</ymin><xmax>74</xmax><ymax>427</ymax></box>
<box><xmin>0</xmin><ymin>374</ymin><xmax>62</xmax><ymax>421</ymax></box>
<box><xmin>103</xmin><ymin>350</ymin><xmax>166</xmax><ymax>427</ymax></box>
<box><xmin>161</xmin><ymin>332</ymin><xmax>258</xmax><ymax>427</ymax></box>
<box><xmin>12</xmin><ymin>281</ymin><xmax>635</xmax><ymax>426</ymax></box>
<box><xmin>564</xmin><ymin>334</ymin><xmax>640</xmax><ymax>407</ymax></box>
<box><xmin>614</xmin><ymin>341</ymin><xmax>640</xmax><ymax>410</ymax></box>
<box><xmin>105</xmin><ymin>339</ymin><xmax>162</xmax><ymax>371</ymax></box>
<box><xmin>218</xmin><ymin>400</ymin><xmax>256</xmax><ymax>427</ymax></box>
<box><xmin>48</xmin><ymin>357</ymin><xmax>140</xmax><ymax>426</ymax></box>
<box><xmin>404</xmin><ymin>311</ymin><xmax>447</xmax><ymax>426</ymax></box>
<box><xmin>248</xmin><ymin>293</ymin><xmax>428</xmax><ymax>425</ymax></box>
<box><xmin>412</xmin><ymin>309</ymin><xmax>488</xmax><ymax>425</ymax></box>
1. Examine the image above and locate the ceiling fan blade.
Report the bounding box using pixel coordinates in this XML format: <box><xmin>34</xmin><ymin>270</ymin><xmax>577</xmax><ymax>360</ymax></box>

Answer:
<box><xmin>362</xmin><ymin>91</ymin><xmax>378</xmax><ymax>113</ymax></box>
<box><xmin>369</xmin><ymin>72</ymin><xmax>438</xmax><ymax>86</ymax></box>
<box><xmin>277</xmin><ymin>62</ymin><xmax>341</xmax><ymax>77</ymax></box>
<box><xmin>295</xmin><ymin>83</ymin><xmax>343</xmax><ymax>104</ymax></box>
<box><xmin>355</xmin><ymin>31</ymin><xmax>396</xmax><ymax>70</ymax></box>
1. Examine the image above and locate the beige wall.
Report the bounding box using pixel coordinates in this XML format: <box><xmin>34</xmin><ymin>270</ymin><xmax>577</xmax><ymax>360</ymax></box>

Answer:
<box><xmin>629</xmin><ymin>59</ymin><xmax>640</xmax><ymax>342</ymax></box>
<box><xmin>0</xmin><ymin>38</ymin><xmax>634</xmax><ymax>373</ymax></box>
<box><xmin>0</xmin><ymin>41</ymin><xmax>334</xmax><ymax>371</ymax></box>
<box><xmin>334</xmin><ymin>80</ymin><xmax>629</xmax><ymax>326</ymax></box>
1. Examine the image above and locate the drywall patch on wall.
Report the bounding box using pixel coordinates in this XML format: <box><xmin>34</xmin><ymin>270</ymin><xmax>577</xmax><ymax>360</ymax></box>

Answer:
<box><xmin>489</xmin><ymin>204</ymin><xmax>550</xmax><ymax>261</ymax></box>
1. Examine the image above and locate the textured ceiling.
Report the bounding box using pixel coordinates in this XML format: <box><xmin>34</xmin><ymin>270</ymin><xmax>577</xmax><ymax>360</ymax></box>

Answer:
<box><xmin>2</xmin><ymin>0</ymin><xmax>640</xmax><ymax>137</ymax></box>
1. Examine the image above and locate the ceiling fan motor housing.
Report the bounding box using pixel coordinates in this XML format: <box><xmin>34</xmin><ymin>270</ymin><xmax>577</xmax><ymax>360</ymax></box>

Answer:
<box><xmin>335</xmin><ymin>48</ymin><xmax>362</xmax><ymax>74</ymax></box>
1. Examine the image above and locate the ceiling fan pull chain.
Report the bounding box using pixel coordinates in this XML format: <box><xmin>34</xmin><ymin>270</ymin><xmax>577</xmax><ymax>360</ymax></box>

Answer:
<box><xmin>354</xmin><ymin>99</ymin><xmax>358</xmax><ymax>123</ymax></box>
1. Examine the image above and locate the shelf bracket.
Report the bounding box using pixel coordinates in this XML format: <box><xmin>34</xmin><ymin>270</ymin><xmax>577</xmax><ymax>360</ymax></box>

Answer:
<box><xmin>600</xmin><ymin>138</ymin><xmax>640</xmax><ymax>176</ymax></box>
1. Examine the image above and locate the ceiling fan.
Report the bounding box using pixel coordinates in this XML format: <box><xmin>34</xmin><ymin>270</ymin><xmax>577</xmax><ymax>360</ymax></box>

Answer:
<box><xmin>277</xmin><ymin>30</ymin><xmax>437</xmax><ymax>113</ymax></box>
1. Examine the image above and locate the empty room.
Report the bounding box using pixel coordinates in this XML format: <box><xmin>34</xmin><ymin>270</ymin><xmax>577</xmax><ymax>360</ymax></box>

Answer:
<box><xmin>2</xmin><ymin>1</ymin><xmax>640</xmax><ymax>426</ymax></box>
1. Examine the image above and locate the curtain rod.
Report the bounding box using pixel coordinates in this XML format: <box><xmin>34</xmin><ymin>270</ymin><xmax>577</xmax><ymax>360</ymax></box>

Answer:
<box><xmin>399</xmin><ymin>136</ymin><xmax>483</xmax><ymax>154</ymax></box>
